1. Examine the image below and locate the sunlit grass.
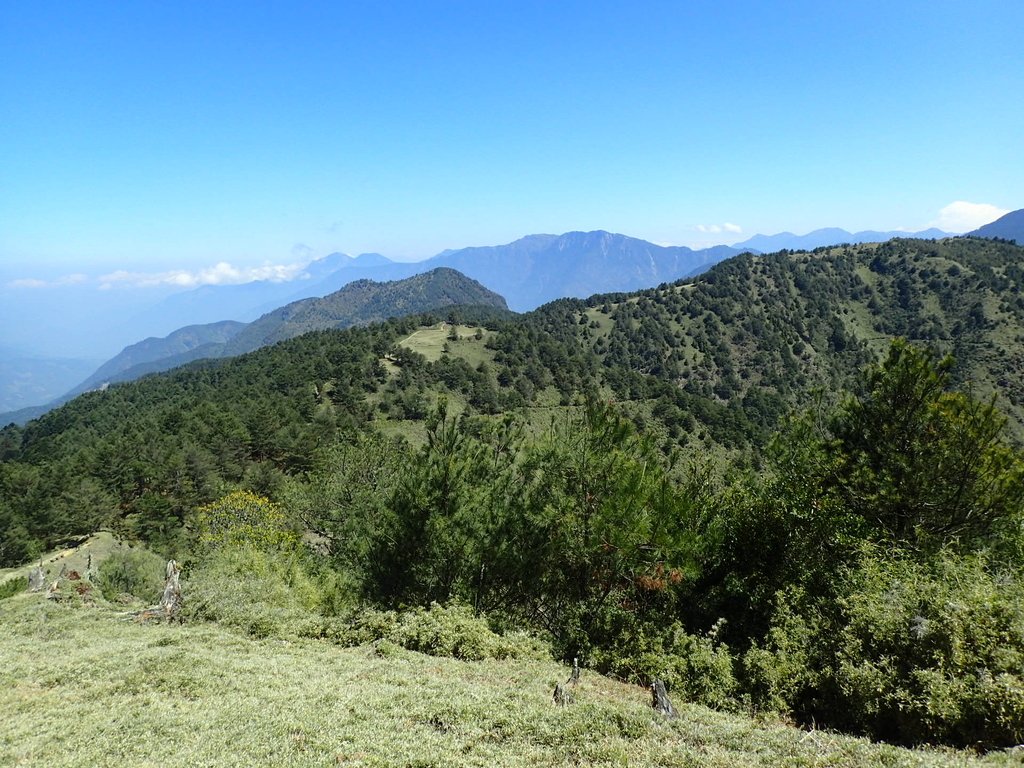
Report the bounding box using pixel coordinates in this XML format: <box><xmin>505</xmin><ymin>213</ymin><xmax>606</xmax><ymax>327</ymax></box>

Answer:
<box><xmin>396</xmin><ymin>323</ymin><xmax>494</xmax><ymax>364</ymax></box>
<box><xmin>3</xmin><ymin>588</ymin><xmax>1019</xmax><ymax>767</ymax></box>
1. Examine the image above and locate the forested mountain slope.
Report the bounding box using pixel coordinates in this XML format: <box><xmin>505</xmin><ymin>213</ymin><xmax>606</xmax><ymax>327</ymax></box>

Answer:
<box><xmin>221</xmin><ymin>267</ymin><xmax>508</xmax><ymax>355</ymax></box>
<box><xmin>5</xmin><ymin>236</ymin><xmax>1024</xmax><ymax>563</ymax></box>
<box><xmin>630</xmin><ymin>236</ymin><xmax>1024</xmax><ymax>433</ymax></box>
<box><xmin>0</xmin><ymin>268</ymin><xmax>510</xmax><ymax>427</ymax></box>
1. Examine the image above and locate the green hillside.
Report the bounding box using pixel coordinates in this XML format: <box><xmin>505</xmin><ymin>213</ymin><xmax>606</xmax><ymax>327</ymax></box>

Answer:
<box><xmin>3</xmin><ymin>236</ymin><xmax>1024</xmax><ymax>754</ymax></box>
<box><xmin>0</xmin><ymin>268</ymin><xmax>512</xmax><ymax>429</ymax></box>
<box><xmin>222</xmin><ymin>267</ymin><xmax>510</xmax><ymax>356</ymax></box>
<box><xmin>2</xmin><ymin>536</ymin><xmax>1019</xmax><ymax>767</ymax></box>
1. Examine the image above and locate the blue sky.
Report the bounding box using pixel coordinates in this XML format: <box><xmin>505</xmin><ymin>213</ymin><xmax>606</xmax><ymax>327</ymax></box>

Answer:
<box><xmin>2</xmin><ymin>1</ymin><xmax>1021</xmax><ymax>286</ymax></box>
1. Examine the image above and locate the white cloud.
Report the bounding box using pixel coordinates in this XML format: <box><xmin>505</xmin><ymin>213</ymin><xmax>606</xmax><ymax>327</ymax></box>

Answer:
<box><xmin>96</xmin><ymin>260</ymin><xmax>308</xmax><ymax>289</ymax></box>
<box><xmin>10</xmin><ymin>260</ymin><xmax>310</xmax><ymax>291</ymax></box>
<box><xmin>8</xmin><ymin>278</ymin><xmax>48</xmax><ymax>289</ymax></box>
<box><xmin>931</xmin><ymin>201</ymin><xmax>1009</xmax><ymax>233</ymax></box>
<box><xmin>695</xmin><ymin>222</ymin><xmax>743</xmax><ymax>235</ymax></box>
<box><xmin>5</xmin><ymin>273</ymin><xmax>88</xmax><ymax>289</ymax></box>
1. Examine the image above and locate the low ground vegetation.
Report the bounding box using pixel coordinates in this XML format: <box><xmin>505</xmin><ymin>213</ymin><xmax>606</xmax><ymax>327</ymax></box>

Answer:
<box><xmin>3</xmin><ymin>562</ymin><xmax>1022</xmax><ymax>767</ymax></box>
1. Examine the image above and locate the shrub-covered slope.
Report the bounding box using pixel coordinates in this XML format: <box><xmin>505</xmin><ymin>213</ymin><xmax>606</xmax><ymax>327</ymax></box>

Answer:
<box><xmin>6</xmin><ymin>237</ymin><xmax>1024</xmax><ymax>562</ymax></box>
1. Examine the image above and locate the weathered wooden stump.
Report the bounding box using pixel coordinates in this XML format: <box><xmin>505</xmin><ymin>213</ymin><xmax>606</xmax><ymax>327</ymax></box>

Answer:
<box><xmin>553</xmin><ymin>657</ymin><xmax>581</xmax><ymax>707</ymax></box>
<box><xmin>569</xmin><ymin>657</ymin><xmax>580</xmax><ymax>686</ymax></box>
<box><xmin>552</xmin><ymin>682</ymin><xmax>574</xmax><ymax>707</ymax></box>
<box><xmin>158</xmin><ymin>560</ymin><xmax>182</xmax><ymax>619</ymax></box>
<box><xmin>651</xmin><ymin>679</ymin><xmax>678</xmax><ymax>719</ymax></box>
<box><xmin>28</xmin><ymin>566</ymin><xmax>45</xmax><ymax>592</ymax></box>
<box><xmin>129</xmin><ymin>560</ymin><xmax>182</xmax><ymax>623</ymax></box>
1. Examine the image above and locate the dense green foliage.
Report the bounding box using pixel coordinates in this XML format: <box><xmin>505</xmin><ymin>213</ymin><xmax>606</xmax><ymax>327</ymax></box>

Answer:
<box><xmin>95</xmin><ymin>547</ymin><xmax>168</xmax><ymax>604</ymax></box>
<box><xmin>4</xmin><ymin>237</ymin><xmax>1024</xmax><ymax>748</ymax></box>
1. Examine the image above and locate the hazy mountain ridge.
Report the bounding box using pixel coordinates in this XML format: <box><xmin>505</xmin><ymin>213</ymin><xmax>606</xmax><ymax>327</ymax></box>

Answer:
<box><xmin>297</xmin><ymin>231</ymin><xmax>749</xmax><ymax>312</ymax></box>
<box><xmin>1</xmin><ymin>216</ymin><xmax>1011</xmax><ymax>418</ymax></box>
<box><xmin>732</xmin><ymin>226</ymin><xmax>952</xmax><ymax>252</ymax></box>
<box><xmin>76</xmin><ymin>321</ymin><xmax>248</xmax><ymax>392</ymax></box>
<box><xmin>0</xmin><ymin>268</ymin><xmax>508</xmax><ymax>426</ymax></box>
<box><xmin>3</xmin><ymin>229</ymin><xmax>738</xmax><ymax>420</ymax></box>
<box><xmin>426</xmin><ymin>230</ymin><xmax>746</xmax><ymax>310</ymax></box>
<box><xmin>968</xmin><ymin>208</ymin><xmax>1024</xmax><ymax>242</ymax></box>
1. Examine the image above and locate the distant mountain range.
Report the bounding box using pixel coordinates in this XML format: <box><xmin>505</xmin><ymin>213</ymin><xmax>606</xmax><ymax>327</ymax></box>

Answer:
<box><xmin>31</xmin><ymin>230</ymin><xmax>742</xmax><ymax>400</ymax></box>
<box><xmin>968</xmin><ymin>209</ymin><xmax>1024</xmax><ymax>242</ymax></box>
<box><xmin>0</xmin><ymin>269</ymin><xmax>507</xmax><ymax>425</ymax></box>
<box><xmin>1</xmin><ymin>215</ymin><xmax>1006</xmax><ymax>423</ymax></box>
<box><xmin>732</xmin><ymin>227</ymin><xmax>952</xmax><ymax>253</ymax></box>
<box><xmin>142</xmin><ymin>227</ymin><xmax>956</xmax><ymax>331</ymax></box>
<box><xmin>420</xmin><ymin>231</ymin><xmax>743</xmax><ymax>310</ymax></box>
<box><xmin>136</xmin><ymin>230</ymin><xmax>747</xmax><ymax>332</ymax></box>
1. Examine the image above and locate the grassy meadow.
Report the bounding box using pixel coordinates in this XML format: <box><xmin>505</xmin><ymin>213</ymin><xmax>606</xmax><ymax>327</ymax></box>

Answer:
<box><xmin>2</xmin><ymin>539</ymin><xmax>1022</xmax><ymax>767</ymax></box>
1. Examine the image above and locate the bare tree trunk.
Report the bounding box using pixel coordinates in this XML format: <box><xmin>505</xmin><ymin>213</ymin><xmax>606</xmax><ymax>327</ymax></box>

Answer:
<box><xmin>132</xmin><ymin>560</ymin><xmax>182</xmax><ymax>622</ymax></box>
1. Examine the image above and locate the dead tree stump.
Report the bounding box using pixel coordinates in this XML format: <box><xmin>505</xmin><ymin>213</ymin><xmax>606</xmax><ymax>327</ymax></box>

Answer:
<box><xmin>651</xmin><ymin>680</ymin><xmax>678</xmax><ymax>719</ymax></box>
<box><xmin>552</xmin><ymin>682</ymin><xmax>574</xmax><ymax>707</ymax></box>
<box><xmin>130</xmin><ymin>560</ymin><xmax>182</xmax><ymax>623</ymax></box>
<box><xmin>569</xmin><ymin>657</ymin><xmax>580</xmax><ymax>686</ymax></box>
<box><xmin>552</xmin><ymin>657</ymin><xmax>582</xmax><ymax>707</ymax></box>
<box><xmin>28</xmin><ymin>566</ymin><xmax>45</xmax><ymax>592</ymax></box>
<box><xmin>158</xmin><ymin>560</ymin><xmax>182</xmax><ymax>619</ymax></box>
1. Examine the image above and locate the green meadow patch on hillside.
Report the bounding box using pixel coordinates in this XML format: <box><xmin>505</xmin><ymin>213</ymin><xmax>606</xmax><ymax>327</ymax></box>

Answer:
<box><xmin>3</xmin><ymin>590</ymin><xmax>1020</xmax><ymax>768</ymax></box>
<box><xmin>395</xmin><ymin>323</ymin><xmax>495</xmax><ymax>365</ymax></box>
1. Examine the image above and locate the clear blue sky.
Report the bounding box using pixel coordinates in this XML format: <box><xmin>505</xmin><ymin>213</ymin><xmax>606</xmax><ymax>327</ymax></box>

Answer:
<box><xmin>2</xmin><ymin>0</ymin><xmax>1021</xmax><ymax>280</ymax></box>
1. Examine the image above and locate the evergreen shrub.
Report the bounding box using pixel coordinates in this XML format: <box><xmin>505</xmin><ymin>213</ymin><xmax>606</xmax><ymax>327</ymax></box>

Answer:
<box><xmin>315</xmin><ymin>602</ymin><xmax>550</xmax><ymax>661</ymax></box>
<box><xmin>182</xmin><ymin>545</ymin><xmax>324</xmax><ymax>638</ymax></box>
<box><xmin>591</xmin><ymin>620</ymin><xmax>738</xmax><ymax>711</ymax></box>
<box><xmin>96</xmin><ymin>548</ymin><xmax>166</xmax><ymax>604</ymax></box>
